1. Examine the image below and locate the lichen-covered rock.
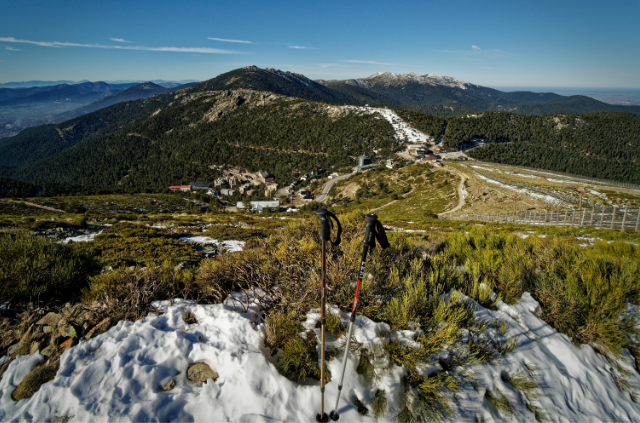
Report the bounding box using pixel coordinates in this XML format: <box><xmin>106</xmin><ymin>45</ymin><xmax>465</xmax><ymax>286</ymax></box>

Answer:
<box><xmin>186</xmin><ymin>362</ymin><xmax>218</xmax><ymax>383</ymax></box>
<box><xmin>36</xmin><ymin>313</ymin><xmax>61</xmax><ymax>327</ymax></box>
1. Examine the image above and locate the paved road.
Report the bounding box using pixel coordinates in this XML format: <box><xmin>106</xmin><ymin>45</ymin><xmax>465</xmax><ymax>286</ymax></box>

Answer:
<box><xmin>316</xmin><ymin>173</ymin><xmax>354</xmax><ymax>204</ymax></box>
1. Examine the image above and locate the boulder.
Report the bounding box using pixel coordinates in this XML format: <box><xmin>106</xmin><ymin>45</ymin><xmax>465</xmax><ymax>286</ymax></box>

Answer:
<box><xmin>160</xmin><ymin>378</ymin><xmax>176</xmax><ymax>391</ymax></box>
<box><xmin>30</xmin><ymin>341</ymin><xmax>42</xmax><ymax>355</ymax></box>
<box><xmin>186</xmin><ymin>362</ymin><xmax>218</xmax><ymax>383</ymax></box>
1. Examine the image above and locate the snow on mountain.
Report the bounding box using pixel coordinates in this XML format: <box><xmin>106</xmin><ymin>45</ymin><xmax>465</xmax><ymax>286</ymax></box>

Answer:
<box><xmin>1</xmin><ymin>293</ymin><xmax>639</xmax><ymax>422</ymax></box>
<box><xmin>357</xmin><ymin>72</ymin><xmax>471</xmax><ymax>90</ymax></box>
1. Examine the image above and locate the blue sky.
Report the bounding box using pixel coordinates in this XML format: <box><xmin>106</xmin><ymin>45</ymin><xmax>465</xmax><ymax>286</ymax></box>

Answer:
<box><xmin>0</xmin><ymin>0</ymin><xmax>638</xmax><ymax>89</ymax></box>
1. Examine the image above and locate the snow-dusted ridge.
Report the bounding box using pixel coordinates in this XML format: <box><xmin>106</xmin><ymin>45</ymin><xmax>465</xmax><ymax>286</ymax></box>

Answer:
<box><xmin>359</xmin><ymin>72</ymin><xmax>471</xmax><ymax>90</ymax></box>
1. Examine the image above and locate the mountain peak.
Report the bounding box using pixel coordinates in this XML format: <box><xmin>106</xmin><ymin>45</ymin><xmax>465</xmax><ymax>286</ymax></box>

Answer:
<box><xmin>363</xmin><ymin>72</ymin><xmax>470</xmax><ymax>89</ymax></box>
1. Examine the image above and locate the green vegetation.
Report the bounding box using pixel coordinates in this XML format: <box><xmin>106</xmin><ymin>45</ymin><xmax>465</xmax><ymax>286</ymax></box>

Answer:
<box><xmin>0</xmin><ymin>231</ymin><xmax>96</xmax><ymax>302</ymax></box>
<box><xmin>329</xmin><ymin>164</ymin><xmax>459</xmax><ymax>220</ymax></box>
<box><xmin>446</xmin><ymin>111</ymin><xmax>640</xmax><ymax>183</ymax></box>
<box><xmin>11</xmin><ymin>362</ymin><xmax>59</xmax><ymax>401</ymax></box>
<box><xmin>13</xmin><ymin>97</ymin><xmax>396</xmax><ymax>192</ymax></box>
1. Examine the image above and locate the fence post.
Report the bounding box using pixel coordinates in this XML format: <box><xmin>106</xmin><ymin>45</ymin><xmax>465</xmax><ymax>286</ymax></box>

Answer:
<box><xmin>610</xmin><ymin>206</ymin><xmax>617</xmax><ymax>230</ymax></box>
<box><xmin>580</xmin><ymin>209</ymin><xmax>586</xmax><ymax>227</ymax></box>
<box><xmin>590</xmin><ymin>206</ymin><xmax>595</xmax><ymax>227</ymax></box>
<box><xmin>600</xmin><ymin>206</ymin><xmax>606</xmax><ymax>229</ymax></box>
<box><xmin>570</xmin><ymin>210</ymin><xmax>576</xmax><ymax>227</ymax></box>
<box><xmin>636</xmin><ymin>209</ymin><xmax>640</xmax><ymax>232</ymax></box>
<box><xmin>622</xmin><ymin>207</ymin><xmax>628</xmax><ymax>231</ymax></box>
<box><xmin>563</xmin><ymin>210</ymin><xmax>568</xmax><ymax>226</ymax></box>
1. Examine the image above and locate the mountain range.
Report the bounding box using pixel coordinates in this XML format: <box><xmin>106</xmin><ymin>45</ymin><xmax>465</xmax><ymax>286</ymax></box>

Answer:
<box><xmin>0</xmin><ymin>81</ymin><xmax>195</xmax><ymax>138</ymax></box>
<box><xmin>0</xmin><ymin>65</ymin><xmax>638</xmax><ymax>194</ymax></box>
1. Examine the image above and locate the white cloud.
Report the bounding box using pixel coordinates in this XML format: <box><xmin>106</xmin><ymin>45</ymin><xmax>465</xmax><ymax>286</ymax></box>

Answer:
<box><xmin>288</xmin><ymin>45</ymin><xmax>316</xmax><ymax>50</ymax></box>
<box><xmin>339</xmin><ymin>60</ymin><xmax>394</xmax><ymax>65</ymax></box>
<box><xmin>432</xmin><ymin>47</ymin><xmax>510</xmax><ymax>57</ymax></box>
<box><xmin>5</xmin><ymin>46</ymin><xmax>20</xmax><ymax>51</ymax></box>
<box><xmin>0</xmin><ymin>37</ymin><xmax>238</xmax><ymax>54</ymax></box>
<box><xmin>208</xmin><ymin>37</ymin><xmax>253</xmax><ymax>44</ymax></box>
<box><xmin>109</xmin><ymin>38</ymin><xmax>132</xmax><ymax>43</ymax></box>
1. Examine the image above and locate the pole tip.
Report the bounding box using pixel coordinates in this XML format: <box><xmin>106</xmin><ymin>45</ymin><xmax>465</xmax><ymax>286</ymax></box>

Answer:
<box><xmin>316</xmin><ymin>412</ymin><xmax>329</xmax><ymax>422</ymax></box>
<box><xmin>329</xmin><ymin>411</ymin><xmax>340</xmax><ymax>421</ymax></box>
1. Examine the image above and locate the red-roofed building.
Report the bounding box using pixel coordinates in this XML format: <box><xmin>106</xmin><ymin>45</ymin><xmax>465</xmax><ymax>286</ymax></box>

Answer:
<box><xmin>169</xmin><ymin>185</ymin><xmax>192</xmax><ymax>192</ymax></box>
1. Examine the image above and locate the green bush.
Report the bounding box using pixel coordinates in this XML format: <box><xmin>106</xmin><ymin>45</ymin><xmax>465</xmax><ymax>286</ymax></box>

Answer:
<box><xmin>0</xmin><ymin>231</ymin><xmax>96</xmax><ymax>302</ymax></box>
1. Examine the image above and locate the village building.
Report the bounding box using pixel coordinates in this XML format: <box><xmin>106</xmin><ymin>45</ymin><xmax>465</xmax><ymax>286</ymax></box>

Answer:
<box><xmin>257</xmin><ymin>170</ymin><xmax>274</xmax><ymax>183</ymax></box>
<box><xmin>220</xmin><ymin>188</ymin><xmax>236</xmax><ymax>196</ymax></box>
<box><xmin>169</xmin><ymin>185</ymin><xmax>191</xmax><ymax>192</ymax></box>
<box><xmin>407</xmin><ymin>144</ymin><xmax>428</xmax><ymax>159</ymax></box>
<box><xmin>386</xmin><ymin>159</ymin><xmax>397</xmax><ymax>169</ymax></box>
<box><xmin>189</xmin><ymin>182</ymin><xmax>211</xmax><ymax>191</ymax></box>
<box><xmin>356</xmin><ymin>154</ymin><xmax>377</xmax><ymax>171</ymax></box>
<box><xmin>236</xmin><ymin>200</ymin><xmax>280</xmax><ymax>212</ymax></box>
<box><xmin>265</xmin><ymin>182</ymin><xmax>278</xmax><ymax>197</ymax></box>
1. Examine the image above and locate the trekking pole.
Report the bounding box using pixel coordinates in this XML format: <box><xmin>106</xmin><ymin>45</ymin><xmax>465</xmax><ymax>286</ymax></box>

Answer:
<box><xmin>330</xmin><ymin>213</ymin><xmax>389</xmax><ymax>421</ymax></box>
<box><xmin>315</xmin><ymin>208</ymin><xmax>342</xmax><ymax>423</ymax></box>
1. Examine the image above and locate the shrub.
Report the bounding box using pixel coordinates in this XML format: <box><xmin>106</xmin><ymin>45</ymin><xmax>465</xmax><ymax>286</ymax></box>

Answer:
<box><xmin>0</xmin><ymin>231</ymin><xmax>96</xmax><ymax>302</ymax></box>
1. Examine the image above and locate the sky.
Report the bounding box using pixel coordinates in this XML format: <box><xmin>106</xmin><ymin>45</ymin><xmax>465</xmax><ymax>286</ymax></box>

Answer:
<box><xmin>0</xmin><ymin>0</ymin><xmax>638</xmax><ymax>89</ymax></box>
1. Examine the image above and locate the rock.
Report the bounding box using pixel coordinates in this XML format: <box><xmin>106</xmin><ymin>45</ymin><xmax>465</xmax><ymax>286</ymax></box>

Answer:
<box><xmin>37</xmin><ymin>312</ymin><xmax>62</xmax><ymax>327</ymax></box>
<box><xmin>50</xmin><ymin>335</ymin><xmax>64</xmax><ymax>346</ymax></box>
<box><xmin>59</xmin><ymin>337</ymin><xmax>76</xmax><ymax>351</ymax></box>
<box><xmin>30</xmin><ymin>341</ymin><xmax>41</xmax><ymax>355</ymax></box>
<box><xmin>59</xmin><ymin>325</ymin><xmax>77</xmax><ymax>338</ymax></box>
<box><xmin>186</xmin><ymin>362</ymin><xmax>218</xmax><ymax>383</ymax></box>
<box><xmin>84</xmin><ymin>318</ymin><xmax>110</xmax><ymax>340</ymax></box>
<box><xmin>53</xmin><ymin>417</ymin><xmax>75</xmax><ymax>423</ymax></box>
<box><xmin>41</xmin><ymin>345</ymin><xmax>56</xmax><ymax>357</ymax></box>
<box><xmin>160</xmin><ymin>378</ymin><xmax>176</xmax><ymax>391</ymax></box>
<box><xmin>43</xmin><ymin>326</ymin><xmax>54</xmax><ymax>334</ymax></box>
<box><xmin>8</xmin><ymin>343</ymin><xmax>22</xmax><ymax>355</ymax></box>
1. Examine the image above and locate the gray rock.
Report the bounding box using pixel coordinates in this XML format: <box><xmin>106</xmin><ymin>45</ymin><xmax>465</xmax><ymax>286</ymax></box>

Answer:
<box><xmin>43</xmin><ymin>326</ymin><xmax>53</xmax><ymax>334</ymax></box>
<box><xmin>187</xmin><ymin>362</ymin><xmax>218</xmax><ymax>383</ymax></box>
<box><xmin>8</xmin><ymin>343</ymin><xmax>22</xmax><ymax>355</ymax></box>
<box><xmin>37</xmin><ymin>312</ymin><xmax>62</xmax><ymax>326</ymax></box>
<box><xmin>41</xmin><ymin>345</ymin><xmax>56</xmax><ymax>357</ymax></box>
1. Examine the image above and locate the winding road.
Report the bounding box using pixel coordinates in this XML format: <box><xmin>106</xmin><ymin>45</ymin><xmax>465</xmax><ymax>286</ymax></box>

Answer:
<box><xmin>316</xmin><ymin>173</ymin><xmax>354</xmax><ymax>204</ymax></box>
<box><xmin>437</xmin><ymin>172</ymin><xmax>467</xmax><ymax>216</ymax></box>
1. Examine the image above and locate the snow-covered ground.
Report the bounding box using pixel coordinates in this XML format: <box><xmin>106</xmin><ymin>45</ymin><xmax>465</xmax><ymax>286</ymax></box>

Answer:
<box><xmin>475</xmin><ymin>173</ymin><xmax>566</xmax><ymax>207</ymax></box>
<box><xmin>178</xmin><ymin>236</ymin><xmax>245</xmax><ymax>253</ymax></box>
<box><xmin>2</xmin><ymin>292</ymin><xmax>639</xmax><ymax>422</ymax></box>
<box><xmin>373</xmin><ymin>108</ymin><xmax>433</xmax><ymax>144</ymax></box>
<box><xmin>324</xmin><ymin>105</ymin><xmax>433</xmax><ymax>144</ymax></box>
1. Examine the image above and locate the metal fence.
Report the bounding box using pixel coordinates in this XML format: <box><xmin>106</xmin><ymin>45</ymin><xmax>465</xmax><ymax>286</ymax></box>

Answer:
<box><xmin>462</xmin><ymin>206</ymin><xmax>640</xmax><ymax>231</ymax></box>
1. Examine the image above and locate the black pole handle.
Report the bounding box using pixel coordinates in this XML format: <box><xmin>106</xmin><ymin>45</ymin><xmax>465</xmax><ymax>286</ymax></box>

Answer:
<box><xmin>315</xmin><ymin>208</ymin><xmax>342</xmax><ymax>246</ymax></box>
<box><xmin>363</xmin><ymin>213</ymin><xmax>390</xmax><ymax>251</ymax></box>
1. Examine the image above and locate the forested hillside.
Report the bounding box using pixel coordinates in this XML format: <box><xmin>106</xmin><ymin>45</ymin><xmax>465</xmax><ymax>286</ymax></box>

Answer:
<box><xmin>0</xmin><ymin>93</ymin><xmax>176</xmax><ymax>176</ymax></box>
<box><xmin>13</xmin><ymin>90</ymin><xmax>397</xmax><ymax>192</ymax></box>
<box><xmin>447</xmin><ymin>111</ymin><xmax>640</xmax><ymax>183</ymax></box>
